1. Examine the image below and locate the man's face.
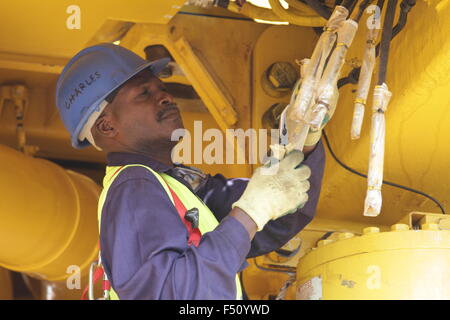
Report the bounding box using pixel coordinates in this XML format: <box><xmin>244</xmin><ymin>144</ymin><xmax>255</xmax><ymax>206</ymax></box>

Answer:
<box><xmin>107</xmin><ymin>69</ymin><xmax>184</xmax><ymax>150</ymax></box>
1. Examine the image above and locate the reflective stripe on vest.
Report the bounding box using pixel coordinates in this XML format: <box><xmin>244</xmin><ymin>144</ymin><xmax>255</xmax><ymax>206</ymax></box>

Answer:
<box><xmin>98</xmin><ymin>164</ymin><xmax>243</xmax><ymax>300</ymax></box>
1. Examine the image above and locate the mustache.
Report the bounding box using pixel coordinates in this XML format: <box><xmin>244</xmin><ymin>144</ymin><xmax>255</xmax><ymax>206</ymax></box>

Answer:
<box><xmin>157</xmin><ymin>103</ymin><xmax>180</xmax><ymax>121</ymax></box>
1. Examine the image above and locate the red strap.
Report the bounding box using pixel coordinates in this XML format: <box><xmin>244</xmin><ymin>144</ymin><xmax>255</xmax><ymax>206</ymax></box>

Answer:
<box><xmin>112</xmin><ymin>166</ymin><xmax>201</xmax><ymax>245</ymax></box>
<box><xmin>166</xmin><ymin>184</ymin><xmax>202</xmax><ymax>247</ymax></box>
<box><xmin>111</xmin><ymin>166</ymin><xmax>125</xmax><ymax>180</ymax></box>
<box><xmin>103</xmin><ymin>279</ymin><xmax>111</xmax><ymax>291</ymax></box>
<box><xmin>81</xmin><ymin>266</ymin><xmax>104</xmax><ymax>300</ymax></box>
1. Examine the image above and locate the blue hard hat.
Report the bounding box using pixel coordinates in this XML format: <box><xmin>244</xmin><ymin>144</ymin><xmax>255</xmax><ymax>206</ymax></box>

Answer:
<box><xmin>56</xmin><ymin>43</ymin><xmax>170</xmax><ymax>149</ymax></box>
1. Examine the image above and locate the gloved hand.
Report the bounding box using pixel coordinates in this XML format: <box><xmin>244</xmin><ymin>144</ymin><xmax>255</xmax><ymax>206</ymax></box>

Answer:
<box><xmin>232</xmin><ymin>150</ymin><xmax>311</xmax><ymax>231</ymax></box>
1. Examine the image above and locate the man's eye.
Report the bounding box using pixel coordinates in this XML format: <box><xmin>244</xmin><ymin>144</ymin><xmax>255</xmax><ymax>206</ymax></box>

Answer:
<box><xmin>140</xmin><ymin>89</ymin><xmax>149</xmax><ymax>96</ymax></box>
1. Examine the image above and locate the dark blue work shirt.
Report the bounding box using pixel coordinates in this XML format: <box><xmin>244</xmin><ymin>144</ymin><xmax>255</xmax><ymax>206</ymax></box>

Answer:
<box><xmin>99</xmin><ymin>141</ymin><xmax>325</xmax><ymax>300</ymax></box>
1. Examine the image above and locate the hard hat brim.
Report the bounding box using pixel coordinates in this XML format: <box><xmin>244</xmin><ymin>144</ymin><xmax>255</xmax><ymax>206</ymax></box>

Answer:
<box><xmin>72</xmin><ymin>57</ymin><xmax>171</xmax><ymax>149</ymax></box>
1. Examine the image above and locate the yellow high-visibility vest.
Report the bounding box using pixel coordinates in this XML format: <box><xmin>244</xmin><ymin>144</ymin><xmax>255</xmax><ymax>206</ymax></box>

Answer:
<box><xmin>97</xmin><ymin>164</ymin><xmax>243</xmax><ymax>300</ymax></box>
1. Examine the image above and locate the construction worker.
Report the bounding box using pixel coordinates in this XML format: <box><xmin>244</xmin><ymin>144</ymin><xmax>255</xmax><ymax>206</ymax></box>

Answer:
<box><xmin>55</xmin><ymin>43</ymin><xmax>326</xmax><ymax>300</ymax></box>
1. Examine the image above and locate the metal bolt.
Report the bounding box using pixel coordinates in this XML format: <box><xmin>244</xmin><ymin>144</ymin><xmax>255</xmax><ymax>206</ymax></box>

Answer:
<box><xmin>266</xmin><ymin>62</ymin><xmax>299</xmax><ymax>91</ymax></box>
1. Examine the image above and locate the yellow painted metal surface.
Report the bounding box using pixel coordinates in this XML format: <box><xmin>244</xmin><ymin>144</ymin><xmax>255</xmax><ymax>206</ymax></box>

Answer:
<box><xmin>173</xmin><ymin>37</ymin><xmax>238</xmax><ymax>129</ymax></box>
<box><xmin>241</xmin><ymin>257</ymin><xmax>293</xmax><ymax>300</ymax></box>
<box><xmin>0</xmin><ymin>144</ymin><xmax>99</xmax><ymax>281</ymax></box>
<box><xmin>0</xmin><ymin>0</ymin><xmax>185</xmax><ymax>59</ymax></box>
<box><xmin>0</xmin><ymin>67</ymin><xmax>107</xmax><ymax>163</ymax></box>
<box><xmin>319</xmin><ymin>0</ymin><xmax>450</xmax><ymax>224</ymax></box>
<box><xmin>296</xmin><ymin>217</ymin><xmax>450</xmax><ymax>299</ymax></box>
<box><xmin>242</xmin><ymin>217</ymin><xmax>388</xmax><ymax>299</ymax></box>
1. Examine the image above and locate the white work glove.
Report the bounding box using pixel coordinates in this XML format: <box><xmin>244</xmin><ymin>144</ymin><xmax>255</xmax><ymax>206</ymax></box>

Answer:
<box><xmin>232</xmin><ymin>150</ymin><xmax>311</xmax><ymax>231</ymax></box>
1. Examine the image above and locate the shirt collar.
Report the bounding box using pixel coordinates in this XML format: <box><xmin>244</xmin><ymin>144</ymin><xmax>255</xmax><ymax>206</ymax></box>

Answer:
<box><xmin>106</xmin><ymin>152</ymin><xmax>174</xmax><ymax>173</ymax></box>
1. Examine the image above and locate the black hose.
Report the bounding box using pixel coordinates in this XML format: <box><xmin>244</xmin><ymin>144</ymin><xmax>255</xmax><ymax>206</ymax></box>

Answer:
<box><xmin>376</xmin><ymin>0</ymin><xmax>386</xmax><ymax>8</ymax></box>
<box><xmin>338</xmin><ymin>0</ymin><xmax>385</xmax><ymax>87</ymax></box>
<box><xmin>341</xmin><ymin>0</ymin><xmax>413</xmax><ymax>85</ymax></box>
<box><xmin>340</xmin><ymin>0</ymin><xmax>358</xmax><ymax>9</ymax></box>
<box><xmin>373</xmin><ymin>0</ymin><xmax>386</xmax><ymax>56</ymax></box>
<box><xmin>313</xmin><ymin>26</ymin><xmax>324</xmax><ymax>36</ymax></box>
<box><xmin>302</xmin><ymin>0</ymin><xmax>332</xmax><ymax>19</ymax></box>
<box><xmin>392</xmin><ymin>0</ymin><xmax>416</xmax><ymax>37</ymax></box>
<box><xmin>353</xmin><ymin>0</ymin><xmax>373</xmax><ymax>22</ymax></box>
<box><xmin>337</xmin><ymin>67</ymin><xmax>360</xmax><ymax>87</ymax></box>
<box><xmin>377</xmin><ymin>0</ymin><xmax>398</xmax><ymax>85</ymax></box>
<box><xmin>375</xmin><ymin>0</ymin><xmax>416</xmax><ymax>56</ymax></box>
<box><xmin>338</xmin><ymin>0</ymin><xmax>417</xmax><ymax>86</ymax></box>
<box><xmin>322</xmin><ymin>131</ymin><xmax>446</xmax><ymax>214</ymax></box>
<box><xmin>347</xmin><ymin>0</ymin><xmax>359</xmax><ymax>16</ymax></box>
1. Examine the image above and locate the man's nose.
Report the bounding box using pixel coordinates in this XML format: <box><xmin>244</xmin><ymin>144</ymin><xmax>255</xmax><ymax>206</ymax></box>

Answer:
<box><xmin>157</xmin><ymin>90</ymin><xmax>174</xmax><ymax>106</ymax></box>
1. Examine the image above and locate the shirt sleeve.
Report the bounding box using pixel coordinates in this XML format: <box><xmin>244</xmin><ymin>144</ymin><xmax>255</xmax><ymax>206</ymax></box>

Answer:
<box><xmin>99</xmin><ymin>167</ymin><xmax>251</xmax><ymax>300</ymax></box>
<box><xmin>196</xmin><ymin>140</ymin><xmax>326</xmax><ymax>258</ymax></box>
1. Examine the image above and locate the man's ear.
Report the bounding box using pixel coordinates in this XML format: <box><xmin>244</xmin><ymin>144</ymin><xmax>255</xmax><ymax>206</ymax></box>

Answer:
<box><xmin>94</xmin><ymin>113</ymin><xmax>117</xmax><ymax>138</ymax></box>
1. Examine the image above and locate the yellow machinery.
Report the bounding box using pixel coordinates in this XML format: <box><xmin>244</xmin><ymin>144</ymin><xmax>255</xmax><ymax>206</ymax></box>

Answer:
<box><xmin>296</xmin><ymin>213</ymin><xmax>450</xmax><ymax>299</ymax></box>
<box><xmin>0</xmin><ymin>144</ymin><xmax>100</xmax><ymax>298</ymax></box>
<box><xmin>0</xmin><ymin>0</ymin><xmax>449</xmax><ymax>300</ymax></box>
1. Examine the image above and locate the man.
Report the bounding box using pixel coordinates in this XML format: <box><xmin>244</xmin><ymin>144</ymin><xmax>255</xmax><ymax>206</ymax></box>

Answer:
<box><xmin>56</xmin><ymin>43</ymin><xmax>326</xmax><ymax>300</ymax></box>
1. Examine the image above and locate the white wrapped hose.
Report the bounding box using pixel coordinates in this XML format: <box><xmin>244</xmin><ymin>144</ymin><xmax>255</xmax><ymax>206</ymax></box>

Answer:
<box><xmin>282</xmin><ymin>6</ymin><xmax>348</xmax><ymax>153</ymax></box>
<box><xmin>363</xmin><ymin>83</ymin><xmax>392</xmax><ymax>217</ymax></box>
<box><xmin>309</xmin><ymin>19</ymin><xmax>359</xmax><ymax>130</ymax></box>
<box><xmin>351</xmin><ymin>27</ymin><xmax>380</xmax><ymax>140</ymax></box>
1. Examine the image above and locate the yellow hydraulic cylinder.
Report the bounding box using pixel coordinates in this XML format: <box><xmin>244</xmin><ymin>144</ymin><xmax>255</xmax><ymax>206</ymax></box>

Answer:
<box><xmin>0</xmin><ymin>144</ymin><xmax>100</xmax><ymax>281</ymax></box>
<box><xmin>296</xmin><ymin>222</ymin><xmax>450</xmax><ymax>300</ymax></box>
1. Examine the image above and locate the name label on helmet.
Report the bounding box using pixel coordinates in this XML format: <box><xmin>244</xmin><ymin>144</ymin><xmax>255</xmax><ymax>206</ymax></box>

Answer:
<box><xmin>65</xmin><ymin>71</ymin><xmax>101</xmax><ymax>109</ymax></box>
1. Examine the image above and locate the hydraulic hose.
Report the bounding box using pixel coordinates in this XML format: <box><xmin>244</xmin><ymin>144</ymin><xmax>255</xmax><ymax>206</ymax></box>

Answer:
<box><xmin>303</xmin><ymin>0</ymin><xmax>332</xmax><ymax>19</ymax></box>
<box><xmin>392</xmin><ymin>0</ymin><xmax>416</xmax><ymax>37</ymax></box>
<box><xmin>340</xmin><ymin>0</ymin><xmax>358</xmax><ymax>9</ymax></box>
<box><xmin>375</xmin><ymin>0</ymin><xmax>415</xmax><ymax>55</ymax></box>
<box><xmin>363</xmin><ymin>0</ymin><xmax>397</xmax><ymax>216</ymax></box>
<box><xmin>350</xmin><ymin>0</ymin><xmax>373</xmax><ymax>22</ymax></box>
<box><xmin>377</xmin><ymin>0</ymin><xmax>398</xmax><ymax>84</ymax></box>
<box><xmin>339</xmin><ymin>0</ymin><xmax>416</xmax><ymax>87</ymax></box>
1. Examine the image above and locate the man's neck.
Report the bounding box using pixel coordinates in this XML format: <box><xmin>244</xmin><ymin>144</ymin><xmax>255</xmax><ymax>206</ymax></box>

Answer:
<box><xmin>113</xmin><ymin>146</ymin><xmax>172</xmax><ymax>166</ymax></box>
<box><xmin>104</xmin><ymin>139</ymin><xmax>176</xmax><ymax>166</ymax></box>
<box><xmin>136</xmin><ymin>149</ymin><xmax>173</xmax><ymax>166</ymax></box>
